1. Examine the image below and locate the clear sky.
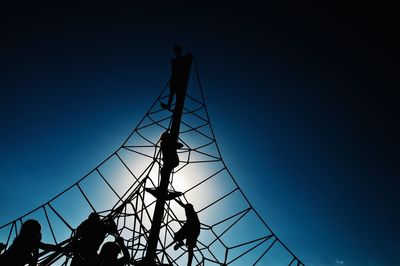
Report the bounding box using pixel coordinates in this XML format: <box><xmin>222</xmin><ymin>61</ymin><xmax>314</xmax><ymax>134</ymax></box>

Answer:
<box><xmin>1</xmin><ymin>1</ymin><xmax>398</xmax><ymax>266</ymax></box>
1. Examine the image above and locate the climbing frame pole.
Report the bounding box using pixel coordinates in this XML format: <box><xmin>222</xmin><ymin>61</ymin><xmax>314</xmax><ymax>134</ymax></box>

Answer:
<box><xmin>144</xmin><ymin>54</ymin><xmax>193</xmax><ymax>265</ymax></box>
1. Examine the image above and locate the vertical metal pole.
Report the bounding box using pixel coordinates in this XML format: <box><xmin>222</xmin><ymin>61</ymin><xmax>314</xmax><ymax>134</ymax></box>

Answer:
<box><xmin>144</xmin><ymin>54</ymin><xmax>192</xmax><ymax>264</ymax></box>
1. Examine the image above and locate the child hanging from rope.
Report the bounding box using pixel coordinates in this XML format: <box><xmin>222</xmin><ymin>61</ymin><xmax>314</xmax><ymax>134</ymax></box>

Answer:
<box><xmin>172</xmin><ymin>200</ymin><xmax>201</xmax><ymax>266</ymax></box>
<box><xmin>70</xmin><ymin>213</ymin><xmax>118</xmax><ymax>266</ymax></box>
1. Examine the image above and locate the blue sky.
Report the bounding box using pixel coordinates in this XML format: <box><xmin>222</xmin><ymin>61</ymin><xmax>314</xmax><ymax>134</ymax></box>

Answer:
<box><xmin>1</xmin><ymin>1</ymin><xmax>399</xmax><ymax>265</ymax></box>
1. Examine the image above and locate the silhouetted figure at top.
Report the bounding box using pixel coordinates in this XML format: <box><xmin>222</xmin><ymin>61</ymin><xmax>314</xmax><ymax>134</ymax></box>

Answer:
<box><xmin>173</xmin><ymin>201</ymin><xmax>200</xmax><ymax>266</ymax></box>
<box><xmin>160</xmin><ymin>131</ymin><xmax>183</xmax><ymax>170</ymax></box>
<box><xmin>161</xmin><ymin>45</ymin><xmax>188</xmax><ymax>111</ymax></box>
<box><xmin>71</xmin><ymin>213</ymin><xmax>118</xmax><ymax>266</ymax></box>
<box><xmin>98</xmin><ymin>236</ymin><xmax>130</xmax><ymax>266</ymax></box>
<box><xmin>0</xmin><ymin>219</ymin><xmax>58</xmax><ymax>266</ymax></box>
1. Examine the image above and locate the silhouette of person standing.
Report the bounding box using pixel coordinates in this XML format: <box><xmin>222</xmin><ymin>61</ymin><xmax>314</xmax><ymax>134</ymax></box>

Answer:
<box><xmin>161</xmin><ymin>45</ymin><xmax>188</xmax><ymax>110</ymax></box>
<box><xmin>98</xmin><ymin>236</ymin><xmax>130</xmax><ymax>266</ymax></box>
<box><xmin>173</xmin><ymin>202</ymin><xmax>200</xmax><ymax>266</ymax></box>
<box><xmin>71</xmin><ymin>213</ymin><xmax>118</xmax><ymax>266</ymax></box>
<box><xmin>0</xmin><ymin>219</ymin><xmax>58</xmax><ymax>266</ymax></box>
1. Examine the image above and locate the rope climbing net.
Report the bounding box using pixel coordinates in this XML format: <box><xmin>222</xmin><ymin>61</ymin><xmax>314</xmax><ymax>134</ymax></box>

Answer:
<box><xmin>0</xmin><ymin>61</ymin><xmax>303</xmax><ymax>265</ymax></box>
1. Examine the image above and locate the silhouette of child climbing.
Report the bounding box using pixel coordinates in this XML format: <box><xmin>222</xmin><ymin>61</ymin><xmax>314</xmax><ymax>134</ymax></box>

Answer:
<box><xmin>161</xmin><ymin>45</ymin><xmax>187</xmax><ymax>110</ymax></box>
<box><xmin>98</xmin><ymin>236</ymin><xmax>130</xmax><ymax>266</ymax></box>
<box><xmin>173</xmin><ymin>201</ymin><xmax>200</xmax><ymax>266</ymax></box>
<box><xmin>160</xmin><ymin>131</ymin><xmax>183</xmax><ymax>170</ymax></box>
<box><xmin>71</xmin><ymin>213</ymin><xmax>118</xmax><ymax>266</ymax></box>
<box><xmin>0</xmin><ymin>219</ymin><xmax>58</xmax><ymax>266</ymax></box>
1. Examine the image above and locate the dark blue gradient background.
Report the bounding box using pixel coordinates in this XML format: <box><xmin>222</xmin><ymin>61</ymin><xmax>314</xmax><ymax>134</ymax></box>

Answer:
<box><xmin>1</xmin><ymin>2</ymin><xmax>398</xmax><ymax>265</ymax></box>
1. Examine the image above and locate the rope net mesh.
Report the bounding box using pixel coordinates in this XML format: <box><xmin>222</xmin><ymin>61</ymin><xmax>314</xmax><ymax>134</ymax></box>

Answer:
<box><xmin>0</xmin><ymin>63</ymin><xmax>303</xmax><ymax>265</ymax></box>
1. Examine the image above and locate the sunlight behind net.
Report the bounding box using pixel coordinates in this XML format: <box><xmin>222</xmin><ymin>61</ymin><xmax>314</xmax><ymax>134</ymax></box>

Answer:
<box><xmin>0</xmin><ymin>60</ymin><xmax>303</xmax><ymax>265</ymax></box>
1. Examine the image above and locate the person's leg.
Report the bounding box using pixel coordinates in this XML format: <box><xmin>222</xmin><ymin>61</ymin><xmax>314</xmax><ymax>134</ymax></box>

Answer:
<box><xmin>174</xmin><ymin>228</ymin><xmax>185</xmax><ymax>250</ymax></box>
<box><xmin>187</xmin><ymin>247</ymin><xmax>194</xmax><ymax>266</ymax></box>
<box><xmin>174</xmin><ymin>240</ymin><xmax>184</xmax><ymax>250</ymax></box>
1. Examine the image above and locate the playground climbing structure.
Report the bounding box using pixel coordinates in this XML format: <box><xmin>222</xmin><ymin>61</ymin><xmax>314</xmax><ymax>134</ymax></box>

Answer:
<box><xmin>0</xmin><ymin>57</ymin><xmax>303</xmax><ymax>266</ymax></box>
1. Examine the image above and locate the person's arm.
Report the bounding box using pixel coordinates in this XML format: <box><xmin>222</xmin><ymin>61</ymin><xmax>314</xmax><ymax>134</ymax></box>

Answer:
<box><xmin>176</xmin><ymin>142</ymin><xmax>184</xmax><ymax>149</ymax></box>
<box><xmin>174</xmin><ymin>198</ymin><xmax>186</xmax><ymax>208</ymax></box>
<box><xmin>105</xmin><ymin>215</ymin><xmax>118</xmax><ymax>235</ymax></box>
<box><xmin>116</xmin><ymin>237</ymin><xmax>130</xmax><ymax>264</ymax></box>
<box><xmin>39</xmin><ymin>242</ymin><xmax>61</xmax><ymax>252</ymax></box>
<box><xmin>29</xmin><ymin>247</ymin><xmax>39</xmax><ymax>266</ymax></box>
